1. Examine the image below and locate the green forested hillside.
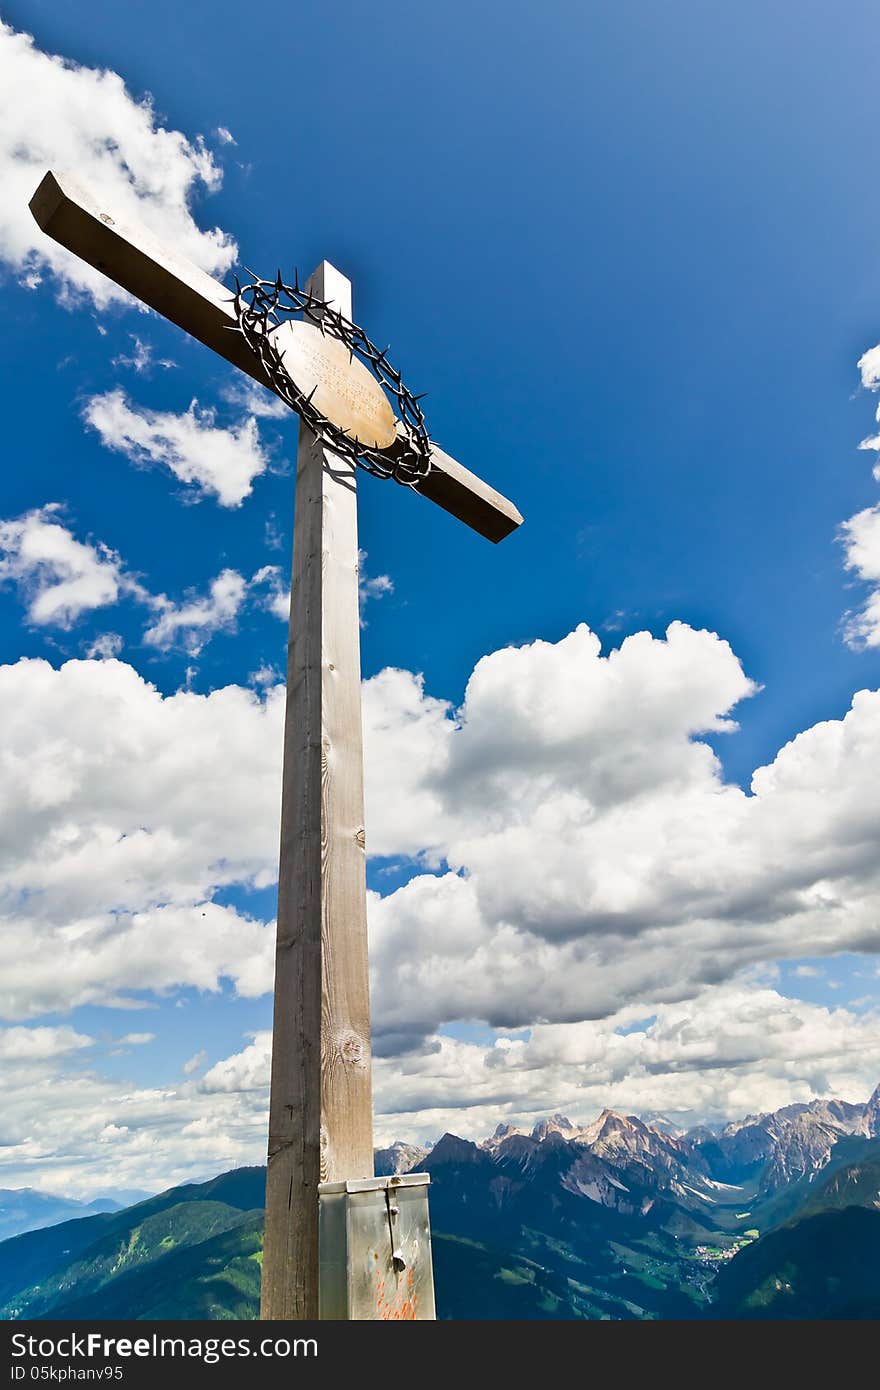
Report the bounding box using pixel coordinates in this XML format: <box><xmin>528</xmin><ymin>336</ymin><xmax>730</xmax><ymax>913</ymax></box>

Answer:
<box><xmin>790</xmin><ymin>1153</ymin><xmax>880</xmax><ymax>1222</ymax></box>
<box><xmin>46</xmin><ymin>1213</ymin><xmax>263</xmax><ymax>1321</ymax></box>
<box><xmin>0</xmin><ymin>1168</ymin><xmax>266</xmax><ymax>1320</ymax></box>
<box><xmin>711</xmin><ymin>1206</ymin><xmax>880</xmax><ymax>1319</ymax></box>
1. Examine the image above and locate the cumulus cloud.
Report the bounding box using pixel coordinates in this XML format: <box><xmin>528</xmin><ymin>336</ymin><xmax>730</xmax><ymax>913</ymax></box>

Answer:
<box><xmin>0</xmin><ymin>1037</ymin><xmax>270</xmax><ymax>1196</ymax></box>
<box><xmin>840</xmin><ymin>338</ymin><xmax>880</xmax><ymax>646</ymax></box>
<box><xmin>369</xmin><ymin>988</ymin><xmax>880</xmax><ymax>1142</ymax></box>
<box><xmin>0</xmin><ymin>505</ymin><xmax>133</xmax><ymax>626</ymax></box>
<box><xmin>365</xmin><ymin>624</ymin><xmax>880</xmax><ymax>1047</ymax></box>
<box><xmin>1</xmin><ymin>615</ymin><xmax>879</xmax><ymax>1167</ymax></box>
<box><xmin>841</xmin><ymin>504</ymin><xmax>880</xmax><ymax>648</ymax></box>
<box><xmin>0</xmin><ymin>901</ymin><xmax>273</xmax><ymax>1021</ymax></box>
<box><xmin>251</xmin><ymin>565</ymin><xmax>290</xmax><ymax>622</ymax></box>
<box><xmin>0</xmin><ymin>619</ymin><xmax>879</xmax><ymax>1184</ymax></box>
<box><xmin>144</xmin><ymin>569</ymin><xmax>249</xmax><ymax>655</ymax></box>
<box><xmin>0</xmin><ymin>509</ymin><xmax>256</xmax><ymax>658</ymax></box>
<box><xmin>201</xmin><ymin>1033</ymin><xmax>271</xmax><ymax>1095</ymax></box>
<box><xmin>858</xmin><ymin>344</ymin><xmax>880</xmax><ymax>392</ymax></box>
<box><xmin>8</xmin><ymin>980</ymin><xmax>877</xmax><ymax>1195</ymax></box>
<box><xmin>249</xmin><ymin>664</ymin><xmax>282</xmax><ymax>689</ymax></box>
<box><xmin>185</xmin><ymin>982</ymin><xmax>880</xmax><ymax>1149</ymax></box>
<box><xmin>0</xmin><ymin>1025</ymin><xmax>93</xmax><ymax>1062</ymax></box>
<box><xmin>83</xmin><ymin>390</ymin><xmax>272</xmax><ymax>509</ymax></box>
<box><xmin>0</xmin><ymin>657</ymin><xmax>281</xmax><ymax>1019</ymax></box>
<box><xmin>361</xmin><ymin>666</ymin><xmax>457</xmax><ymax>860</ymax></box>
<box><xmin>0</xmin><ymin>20</ymin><xmax>235</xmax><ymax>306</ymax></box>
<box><xmin>2</xmin><ymin>616</ymin><xmax>878</xmax><ymax>1049</ymax></box>
<box><xmin>84</xmin><ymin>632</ymin><xmax>123</xmax><ymax>659</ymax></box>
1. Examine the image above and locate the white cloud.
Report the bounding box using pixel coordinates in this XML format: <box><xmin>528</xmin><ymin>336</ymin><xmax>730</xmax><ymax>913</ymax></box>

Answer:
<box><xmin>361</xmin><ymin>667</ymin><xmax>456</xmax><ymax>860</ymax></box>
<box><xmin>144</xmin><ymin>569</ymin><xmax>249</xmax><ymax>655</ymax></box>
<box><xmin>0</xmin><ymin>657</ymin><xmax>281</xmax><ymax>1019</ymax></box>
<box><xmin>3</xmin><ymin>621</ymin><xmax>880</xmax><ymax>1042</ymax></box>
<box><xmin>358</xmin><ymin>550</ymin><xmax>393</xmax><ymax>626</ymax></box>
<box><xmin>0</xmin><ymin>1040</ymin><xmax>270</xmax><ymax>1196</ymax></box>
<box><xmin>249</xmin><ymin>664</ymin><xmax>282</xmax><ymax>689</ymax></box>
<box><xmin>0</xmin><ymin>508</ymin><xmax>259</xmax><ymax>659</ymax></box>
<box><xmin>84</xmin><ymin>632</ymin><xmax>123</xmax><ymax>659</ymax></box>
<box><xmin>0</xmin><ymin>616</ymin><xmax>879</xmax><ymax>1155</ymax></box>
<box><xmin>842</xmin><ymin>505</ymin><xmax>880</xmax><ymax>583</ymax></box>
<box><xmin>251</xmin><ymin>552</ymin><xmax>393</xmax><ymax>630</ymax></box>
<box><xmin>0</xmin><ymin>20</ymin><xmax>235</xmax><ymax>306</ymax></box>
<box><xmin>841</xmin><ymin>504</ymin><xmax>880</xmax><ymax>648</ymax></box>
<box><xmin>364</xmin><ymin>622</ymin><xmax>880</xmax><ymax>1048</ymax></box>
<box><xmin>222</xmin><ymin>377</ymin><xmax>289</xmax><ymax>420</ymax></box>
<box><xmin>201</xmin><ymin>1032</ymin><xmax>271</xmax><ymax>1094</ymax></box>
<box><xmin>266</xmin><ymin>586</ymin><xmax>290</xmax><ymax>621</ymax></box>
<box><xmin>841</xmin><ymin>336</ymin><xmax>880</xmax><ymax>647</ymax></box>
<box><xmin>264</xmin><ymin>515</ymin><xmax>284</xmax><ymax>551</ymax></box>
<box><xmin>0</xmin><ymin>619</ymin><xmax>878</xmax><ymax>1185</ymax></box>
<box><xmin>0</xmin><ymin>1025</ymin><xmax>93</xmax><ymax>1062</ymax></box>
<box><xmin>251</xmin><ymin>565</ymin><xmax>290</xmax><ymax>622</ymax></box>
<box><xmin>368</xmin><ymin>988</ymin><xmax>880</xmax><ymax>1143</ymax></box>
<box><xmin>858</xmin><ymin>344</ymin><xmax>880</xmax><ymax>391</ymax></box>
<box><xmin>111</xmin><ymin>337</ymin><xmax>175</xmax><ymax>375</ymax></box>
<box><xmin>189</xmin><ymin>983</ymin><xmax>880</xmax><ymax>1149</ymax></box>
<box><xmin>83</xmin><ymin>390</ymin><xmax>272</xmax><ymax>508</ymax></box>
<box><xmin>215</xmin><ymin>127</ymin><xmax>236</xmax><ymax>147</ymax></box>
<box><xmin>0</xmin><ymin>505</ymin><xmax>132</xmax><ymax>627</ymax></box>
<box><xmin>182</xmin><ymin>1049</ymin><xmax>207</xmax><ymax>1076</ymax></box>
<box><xmin>5</xmin><ymin>980</ymin><xmax>875</xmax><ymax>1196</ymax></box>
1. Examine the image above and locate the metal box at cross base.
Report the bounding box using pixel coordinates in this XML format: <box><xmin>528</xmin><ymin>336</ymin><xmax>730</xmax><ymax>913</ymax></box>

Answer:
<box><xmin>318</xmin><ymin>1173</ymin><xmax>435</xmax><ymax>1320</ymax></box>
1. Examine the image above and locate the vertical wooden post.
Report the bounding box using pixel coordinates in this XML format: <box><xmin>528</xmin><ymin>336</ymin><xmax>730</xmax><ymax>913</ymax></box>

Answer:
<box><xmin>261</xmin><ymin>262</ymin><xmax>374</xmax><ymax>1321</ymax></box>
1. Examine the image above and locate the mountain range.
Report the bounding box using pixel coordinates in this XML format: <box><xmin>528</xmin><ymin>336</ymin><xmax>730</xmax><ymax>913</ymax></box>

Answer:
<box><xmin>0</xmin><ymin>1189</ymin><xmax>135</xmax><ymax>1243</ymax></box>
<box><xmin>2</xmin><ymin>1082</ymin><xmax>878</xmax><ymax>1320</ymax></box>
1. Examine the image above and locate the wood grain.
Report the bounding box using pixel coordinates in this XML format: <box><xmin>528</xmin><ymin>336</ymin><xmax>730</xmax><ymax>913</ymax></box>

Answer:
<box><xmin>260</xmin><ymin>263</ymin><xmax>373</xmax><ymax>1321</ymax></box>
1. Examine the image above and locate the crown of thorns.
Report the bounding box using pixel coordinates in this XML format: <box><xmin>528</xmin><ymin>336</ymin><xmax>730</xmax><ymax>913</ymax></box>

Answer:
<box><xmin>231</xmin><ymin>272</ymin><xmax>432</xmax><ymax>486</ymax></box>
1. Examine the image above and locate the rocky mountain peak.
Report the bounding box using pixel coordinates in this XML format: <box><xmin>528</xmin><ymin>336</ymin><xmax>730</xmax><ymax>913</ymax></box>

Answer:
<box><xmin>685</xmin><ymin>1084</ymin><xmax>880</xmax><ymax>1191</ymax></box>
<box><xmin>426</xmin><ymin>1133</ymin><xmax>487</xmax><ymax>1167</ymax></box>
<box><xmin>581</xmin><ymin>1108</ymin><xmax>652</xmax><ymax>1149</ymax></box>
<box><xmin>531</xmin><ymin>1113</ymin><xmax>578</xmax><ymax>1141</ymax></box>
<box><xmin>373</xmin><ymin>1140</ymin><xmax>430</xmax><ymax>1176</ymax></box>
<box><xmin>866</xmin><ymin>1083</ymin><xmax>880</xmax><ymax>1137</ymax></box>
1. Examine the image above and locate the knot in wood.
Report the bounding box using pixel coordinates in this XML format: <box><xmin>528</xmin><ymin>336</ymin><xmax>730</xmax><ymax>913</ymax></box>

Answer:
<box><xmin>334</xmin><ymin>1028</ymin><xmax>367</xmax><ymax>1069</ymax></box>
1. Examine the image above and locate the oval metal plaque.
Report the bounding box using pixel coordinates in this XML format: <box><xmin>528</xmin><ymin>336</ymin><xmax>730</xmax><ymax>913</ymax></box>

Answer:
<box><xmin>269</xmin><ymin>319</ymin><xmax>398</xmax><ymax>449</ymax></box>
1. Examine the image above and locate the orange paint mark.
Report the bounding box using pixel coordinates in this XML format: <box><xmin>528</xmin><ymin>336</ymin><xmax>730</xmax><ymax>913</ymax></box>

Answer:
<box><xmin>375</xmin><ymin>1262</ymin><xmax>419</xmax><ymax>1320</ymax></box>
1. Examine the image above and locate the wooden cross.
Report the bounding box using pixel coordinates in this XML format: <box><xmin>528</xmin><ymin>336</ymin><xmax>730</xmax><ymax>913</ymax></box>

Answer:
<box><xmin>29</xmin><ymin>170</ymin><xmax>523</xmax><ymax>1320</ymax></box>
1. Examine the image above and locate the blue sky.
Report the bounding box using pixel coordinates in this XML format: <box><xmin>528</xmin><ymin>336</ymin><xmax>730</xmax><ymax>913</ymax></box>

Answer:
<box><xmin>1</xmin><ymin>3</ymin><xmax>880</xmax><ymax>1196</ymax></box>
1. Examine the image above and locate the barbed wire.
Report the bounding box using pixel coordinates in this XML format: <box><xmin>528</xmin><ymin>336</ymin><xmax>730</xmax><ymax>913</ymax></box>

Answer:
<box><xmin>231</xmin><ymin>272</ymin><xmax>432</xmax><ymax>486</ymax></box>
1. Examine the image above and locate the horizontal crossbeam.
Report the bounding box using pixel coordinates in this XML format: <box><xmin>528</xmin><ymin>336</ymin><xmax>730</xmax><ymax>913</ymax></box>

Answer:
<box><xmin>30</xmin><ymin>170</ymin><xmax>522</xmax><ymax>543</ymax></box>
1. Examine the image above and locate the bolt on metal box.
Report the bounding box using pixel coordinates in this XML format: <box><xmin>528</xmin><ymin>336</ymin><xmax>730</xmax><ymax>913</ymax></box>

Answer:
<box><xmin>318</xmin><ymin>1173</ymin><xmax>435</xmax><ymax>1320</ymax></box>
